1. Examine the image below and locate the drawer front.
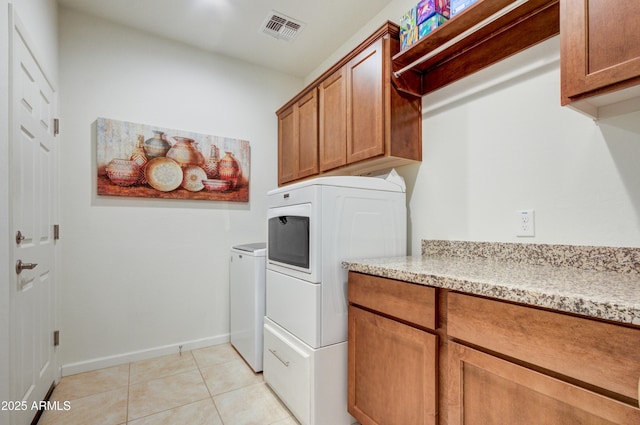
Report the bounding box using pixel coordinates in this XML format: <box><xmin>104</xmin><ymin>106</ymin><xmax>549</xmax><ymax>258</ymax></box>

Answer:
<box><xmin>348</xmin><ymin>272</ymin><xmax>437</xmax><ymax>330</ymax></box>
<box><xmin>263</xmin><ymin>320</ymin><xmax>311</xmax><ymax>424</ymax></box>
<box><xmin>448</xmin><ymin>292</ymin><xmax>640</xmax><ymax>402</ymax></box>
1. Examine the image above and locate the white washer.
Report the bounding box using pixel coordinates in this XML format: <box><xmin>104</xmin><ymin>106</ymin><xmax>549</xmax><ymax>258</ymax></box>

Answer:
<box><xmin>265</xmin><ymin>175</ymin><xmax>406</xmax><ymax>425</ymax></box>
<box><xmin>230</xmin><ymin>242</ymin><xmax>266</xmax><ymax>372</ymax></box>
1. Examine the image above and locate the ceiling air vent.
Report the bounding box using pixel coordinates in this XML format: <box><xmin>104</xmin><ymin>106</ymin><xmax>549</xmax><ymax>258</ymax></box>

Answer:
<box><xmin>261</xmin><ymin>11</ymin><xmax>304</xmax><ymax>42</ymax></box>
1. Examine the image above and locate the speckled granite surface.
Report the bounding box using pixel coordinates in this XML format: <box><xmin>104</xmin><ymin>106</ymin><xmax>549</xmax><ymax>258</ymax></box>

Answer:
<box><xmin>422</xmin><ymin>240</ymin><xmax>640</xmax><ymax>274</ymax></box>
<box><xmin>344</xmin><ymin>241</ymin><xmax>640</xmax><ymax>326</ymax></box>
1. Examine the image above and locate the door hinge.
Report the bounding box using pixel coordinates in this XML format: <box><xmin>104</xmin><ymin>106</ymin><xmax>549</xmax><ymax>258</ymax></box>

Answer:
<box><xmin>53</xmin><ymin>330</ymin><xmax>60</xmax><ymax>347</ymax></box>
<box><xmin>53</xmin><ymin>224</ymin><xmax>60</xmax><ymax>240</ymax></box>
<box><xmin>53</xmin><ymin>118</ymin><xmax>59</xmax><ymax>136</ymax></box>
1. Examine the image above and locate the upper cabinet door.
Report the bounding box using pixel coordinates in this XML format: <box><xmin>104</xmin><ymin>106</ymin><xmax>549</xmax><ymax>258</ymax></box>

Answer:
<box><xmin>319</xmin><ymin>67</ymin><xmax>347</xmax><ymax>172</ymax></box>
<box><xmin>561</xmin><ymin>0</ymin><xmax>640</xmax><ymax>104</ymax></box>
<box><xmin>296</xmin><ymin>89</ymin><xmax>319</xmax><ymax>179</ymax></box>
<box><xmin>277</xmin><ymin>90</ymin><xmax>319</xmax><ymax>185</ymax></box>
<box><xmin>347</xmin><ymin>38</ymin><xmax>385</xmax><ymax>164</ymax></box>
<box><xmin>277</xmin><ymin>106</ymin><xmax>297</xmax><ymax>185</ymax></box>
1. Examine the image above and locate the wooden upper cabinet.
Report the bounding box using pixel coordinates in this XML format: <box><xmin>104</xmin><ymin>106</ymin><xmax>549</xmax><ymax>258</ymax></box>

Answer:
<box><xmin>277</xmin><ymin>106</ymin><xmax>297</xmax><ymax>185</ymax></box>
<box><xmin>347</xmin><ymin>39</ymin><xmax>385</xmax><ymax>164</ymax></box>
<box><xmin>277</xmin><ymin>89</ymin><xmax>318</xmax><ymax>186</ymax></box>
<box><xmin>319</xmin><ymin>67</ymin><xmax>347</xmax><ymax>172</ymax></box>
<box><xmin>297</xmin><ymin>90</ymin><xmax>319</xmax><ymax>179</ymax></box>
<box><xmin>561</xmin><ymin>0</ymin><xmax>640</xmax><ymax>114</ymax></box>
<box><xmin>276</xmin><ymin>22</ymin><xmax>421</xmax><ymax>186</ymax></box>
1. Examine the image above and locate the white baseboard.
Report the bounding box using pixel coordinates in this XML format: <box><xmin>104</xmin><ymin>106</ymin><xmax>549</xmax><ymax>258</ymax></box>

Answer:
<box><xmin>60</xmin><ymin>333</ymin><xmax>230</xmax><ymax>377</ymax></box>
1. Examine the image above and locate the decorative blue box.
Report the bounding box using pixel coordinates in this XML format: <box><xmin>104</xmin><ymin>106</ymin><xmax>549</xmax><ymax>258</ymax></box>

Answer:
<box><xmin>400</xmin><ymin>6</ymin><xmax>419</xmax><ymax>50</ymax></box>
<box><xmin>400</xmin><ymin>6</ymin><xmax>417</xmax><ymax>31</ymax></box>
<box><xmin>417</xmin><ymin>0</ymin><xmax>451</xmax><ymax>23</ymax></box>
<box><xmin>401</xmin><ymin>26</ymin><xmax>419</xmax><ymax>51</ymax></box>
<box><xmin>450</xmin><ymin>0</ymin><xmax>479</xmax><ymax>17</ymax></box>
<box><xmin>418</xmin><ymin>13</ymin><xmax>448</xmax><ymax>39</ymax></box>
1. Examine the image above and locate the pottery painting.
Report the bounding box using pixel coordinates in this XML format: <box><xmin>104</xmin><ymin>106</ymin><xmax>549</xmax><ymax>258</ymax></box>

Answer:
<box><xmin>96</xmin><ymin>117</ymin><xmax>250</xmax><ymax>202</ymax></box>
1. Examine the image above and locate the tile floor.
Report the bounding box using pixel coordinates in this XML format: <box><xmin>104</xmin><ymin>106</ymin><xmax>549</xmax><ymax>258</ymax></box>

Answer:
<box><xmin>39</xmin><ymin>343</ymin><xmax>300</xmax><ymax>425</ymax></box>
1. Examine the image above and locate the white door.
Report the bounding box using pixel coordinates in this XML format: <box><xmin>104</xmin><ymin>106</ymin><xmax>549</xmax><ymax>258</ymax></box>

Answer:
<box><xmin>9</xmin><ymin>9</ymin><xmax>57</xmax><ymax>425</ymax></box>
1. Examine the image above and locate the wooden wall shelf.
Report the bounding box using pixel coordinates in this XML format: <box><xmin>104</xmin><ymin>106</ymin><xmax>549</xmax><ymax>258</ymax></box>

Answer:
<box><xmin>392</xmin><ymin>0</ymin><xmax>559</xmax><ymax>96</ymax></box>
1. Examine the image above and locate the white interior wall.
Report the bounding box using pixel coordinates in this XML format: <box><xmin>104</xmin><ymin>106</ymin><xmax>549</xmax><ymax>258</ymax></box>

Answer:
<box><xmin>407</xmin><ymin>37</ymin><xmax>640</xmax><ymax>253</ymax></box>
<box><xmin>58</xmin><ymin>7</ymin><xmax>301</xmax><ymax>374</ymax></box>
<box><xmin>308</xmin><ymin>0</ymin><xmax>640</xmax><ymax>254</ymax></box>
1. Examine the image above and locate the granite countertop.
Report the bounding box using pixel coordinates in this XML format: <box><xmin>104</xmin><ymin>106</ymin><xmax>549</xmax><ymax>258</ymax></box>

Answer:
<box><xmin>343</xmin><ymin>253</ymin><xmax>640</xmax><ymax>326</ymax></box>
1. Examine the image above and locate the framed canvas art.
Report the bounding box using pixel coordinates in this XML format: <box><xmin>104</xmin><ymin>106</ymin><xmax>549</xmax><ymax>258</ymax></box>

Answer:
<box><xmin>96</xmin><ymin>117</ymin><xmax>250</xmax><ymax>202</ymax></box>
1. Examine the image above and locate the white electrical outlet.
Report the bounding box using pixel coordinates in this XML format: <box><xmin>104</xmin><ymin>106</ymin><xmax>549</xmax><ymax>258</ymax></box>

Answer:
<box><xmin>516</xmin><ymin>209</ymin><xmax>535</xmax><ymax>237</ymax></box>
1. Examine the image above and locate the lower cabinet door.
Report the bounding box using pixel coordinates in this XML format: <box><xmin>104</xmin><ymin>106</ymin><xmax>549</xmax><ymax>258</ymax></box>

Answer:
<box><xmin>448</xmin><ymin>342</ymin><xmax>640</xmax><ymax>425</ymax></box>
<box><xmin>348</xmin><ymin>305</ymin><xmax>438</xmax><ymax>425</ymax></box>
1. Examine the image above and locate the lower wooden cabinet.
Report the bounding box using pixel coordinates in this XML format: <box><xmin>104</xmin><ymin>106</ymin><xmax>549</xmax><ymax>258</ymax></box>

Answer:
<box><xmin>348</xmin><ymin>272</ymin><xmax>640</xmax><ymax>425</ymax></box>
<box><xmin>348</xmin><ymin>305</ymin><xmax>438</xmax><ymax>425</ymax></box>
<box><xmin>447</xmin><ymin>291</ymin><xmax>640</xmax><ymax>402</ymax></box>
<box><xmin>448</xmin><ymin>341</ymin><xmax>640</xmax><ymax>425</ymax></box>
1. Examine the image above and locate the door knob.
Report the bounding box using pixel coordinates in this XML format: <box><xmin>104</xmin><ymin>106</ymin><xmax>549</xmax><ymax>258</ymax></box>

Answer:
<box><xmin>16</xmin><ymin>260</ymin><xmax>38</xmax><ymax>275</ymax></box>
<box><xmin>15</xmin><ymin>230</ymin><xmax>25</xmax><ymax>245</ymax></box>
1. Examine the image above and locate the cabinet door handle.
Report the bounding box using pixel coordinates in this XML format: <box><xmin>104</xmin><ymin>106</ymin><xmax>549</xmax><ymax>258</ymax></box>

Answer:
<box><xmin>268</xmin><ymin>349</ymin><xmax>290</xmax><ymax>367</ymax></box>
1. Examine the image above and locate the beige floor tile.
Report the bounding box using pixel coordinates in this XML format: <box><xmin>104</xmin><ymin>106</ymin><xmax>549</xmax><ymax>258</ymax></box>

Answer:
<box><xmin>38</xmin><ymin>387</ymin><xmax>127</xmax><ymax>425</ymax></box>
<box><xmin>50</xmin><ymin>364</ymin><xmax>129</xmax><ymax>401</ymax></box>
<box><xmin>127</xmin><ymin>399</ymin><xmax>223</xmax><ymax>425</ymax></box>
<box><xmin>213</xmin><ymin>383</ymin><xmax>291</xmax><ymax>425</ymax></box>
<box><xmin>201</xmin><ymin>358</ymin><xmax>263</xmax><ymax>396</ymax></box>
<box><xmin>192</xmin><ymin>343</ymin><xmax>240</xmax><ymax>369</ymax></box>
<box><xmin>128</xmin><ymin>370</ymin><xmax>210</xmax><ymax>420</ymax></box>
<box><xmin>271</xmin><ymin>416</ymin><xmax>301</xmax><ymax>425</ymax></box>
<box><xmin>129</xmin><ymin>351</ymin><xmax>198</xmax><ymax>384</ymax></box>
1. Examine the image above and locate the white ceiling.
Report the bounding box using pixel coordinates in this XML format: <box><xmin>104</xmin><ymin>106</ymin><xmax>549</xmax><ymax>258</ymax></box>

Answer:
<box><xmin>57</xmin><ymin>0</ymin><xmax>395</xmax><ymax>78</ymax></box>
